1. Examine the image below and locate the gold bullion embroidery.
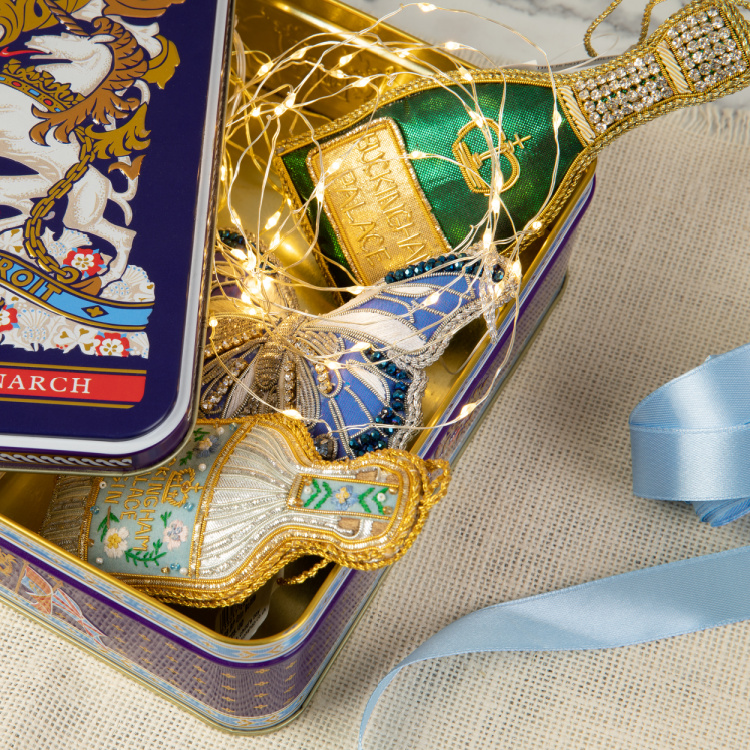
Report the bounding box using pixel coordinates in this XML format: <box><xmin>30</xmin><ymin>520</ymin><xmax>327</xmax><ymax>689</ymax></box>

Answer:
<box><xmin>306</xmin><ymin>117</ymin><xmax>453</xmax><ymax>285</ymax></box>
<box><xmin>451</xmin><ymin>120</ymin><xmax>530</xmax><ymax>194</ymax></box>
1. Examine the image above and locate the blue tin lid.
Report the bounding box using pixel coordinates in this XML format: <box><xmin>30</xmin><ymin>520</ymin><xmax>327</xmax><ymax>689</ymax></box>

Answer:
<box><xmin>0</xmin><ymin>0</ymin><xmax>232</xmax><ymax>472</ymax></box>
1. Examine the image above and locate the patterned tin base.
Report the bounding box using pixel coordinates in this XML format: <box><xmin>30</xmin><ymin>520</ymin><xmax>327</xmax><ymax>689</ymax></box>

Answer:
<box><xmin>0</xmin><ymin>172</ymin><xmax>594</xmax><ymax>732</ymax></box>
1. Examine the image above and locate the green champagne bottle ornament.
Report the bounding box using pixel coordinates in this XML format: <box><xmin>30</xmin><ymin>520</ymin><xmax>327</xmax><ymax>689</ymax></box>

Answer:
<box><xmin>274</xmin><ymin>0</ymin><xmax>750</xmax><ymax>289</ymax></box>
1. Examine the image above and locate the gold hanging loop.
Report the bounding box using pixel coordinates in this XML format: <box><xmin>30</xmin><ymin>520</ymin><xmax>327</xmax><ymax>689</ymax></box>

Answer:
<box><xmin>584</xmin><ymin>0</ymin><xmax>671</xmax><ymax>58</ymax></box>
<box><xmin>638</xmin><ymin>0</ymin><xmax>672</xmax><ymax>45</ymax></box>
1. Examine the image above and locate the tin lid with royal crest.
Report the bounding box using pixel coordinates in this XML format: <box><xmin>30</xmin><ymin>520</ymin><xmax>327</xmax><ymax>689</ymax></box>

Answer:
<box><xmin>0</xmin><ymin>0</ymin><xmax>232</xmax><ymax>473</ymax></box>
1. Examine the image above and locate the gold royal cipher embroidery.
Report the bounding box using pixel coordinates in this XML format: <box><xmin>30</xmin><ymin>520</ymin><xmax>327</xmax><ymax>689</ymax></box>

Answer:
<box><xmin>452</xmin><ymin>119</ymin><xmax>531</xmax><ymax>195</ymax></box>
<box><xmin>307</xmin><ymin>117</ymin><xmax>453</xmax><ymax>286</ymax></box>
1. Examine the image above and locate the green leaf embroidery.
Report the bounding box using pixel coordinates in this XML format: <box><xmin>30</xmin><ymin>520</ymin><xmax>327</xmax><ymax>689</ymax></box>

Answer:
<box><xmin>97</xmin><ymin>510</ymin><xmax>119</xmax><ymax>542</ymax></box>
<box><xmin>124</xmin><ymin>538</ymin><xmax>166</xmax><ymax>568</ymax></box>
<box><xmin>304</xmin><ymin>478</ymin><xmax>321</xmax><ymax>508</ymax></box>
<box><xmin>160</xmin><ymin>511</ymin><xmax>172</xmax><ymax>528</ymax></box>
<box><xmin>193</xmin><ymin>428</ymin><xmax>209</xmax><ymax>442</ymax></box>
<box><xmin>179</xmin><ymin>450</ymin><xmax>193</xmax><ymax>466</ymax></box>
<box><xmin>314</xmin><ymin>481</ymin><xmax>333</xmax><ymax>509</ymax></box>
<box><xmin>358</xmin><ymin>487</ymin><xmax>374</xmax><ymax>514</ymax></box>
<box><xmin>362</xmin><ymin>487</ymin><xmax>382</xmax><ymax>515</ymax></box>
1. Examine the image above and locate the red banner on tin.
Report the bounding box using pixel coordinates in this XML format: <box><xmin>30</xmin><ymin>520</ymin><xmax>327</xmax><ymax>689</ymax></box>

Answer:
<box><xmin>0</xmin><ymin>366</ymin><xmax>146</xmax><ymax>404</ymax></box>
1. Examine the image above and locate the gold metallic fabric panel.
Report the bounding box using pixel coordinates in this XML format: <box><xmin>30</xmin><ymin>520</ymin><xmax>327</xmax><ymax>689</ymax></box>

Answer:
<box><xmin>306</xmin><ymin>118</ymin><xmax>453</xmax><ymax>286</ymax></box>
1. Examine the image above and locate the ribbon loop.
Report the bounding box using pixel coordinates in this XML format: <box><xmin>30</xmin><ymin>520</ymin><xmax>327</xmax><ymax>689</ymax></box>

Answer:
<box><xmin>360</xmin><ymin>342</ymin><xmax>750</xmax><ymax>746</ymax></box>
<box><xmin>630</xmin><ymin>343</ymin><xmax>750</xmax><ymax>524</ymax></box>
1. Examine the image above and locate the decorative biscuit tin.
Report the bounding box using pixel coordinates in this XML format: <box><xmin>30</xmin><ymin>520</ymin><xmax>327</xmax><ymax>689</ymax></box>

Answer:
<box><xmin>0</xmin><ymin>0</ymin><xmax>232</xmax><ymax>472</ymax></box>
<box><xmin>0</xmin><ymin>168</ymin><xmax>595</xmax><ymax>732</ymax></box>
<box><xmin>0</xmin><ymin>0</ymin><xmax>595</xmax><ymax>733</ymax></box>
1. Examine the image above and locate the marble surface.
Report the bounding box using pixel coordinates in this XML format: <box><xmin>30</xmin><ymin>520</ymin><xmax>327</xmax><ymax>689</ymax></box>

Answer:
<box><xmin>343</xmin><ymin>0</ymin><xmax>750</xmax><ymax>110</ymax></box>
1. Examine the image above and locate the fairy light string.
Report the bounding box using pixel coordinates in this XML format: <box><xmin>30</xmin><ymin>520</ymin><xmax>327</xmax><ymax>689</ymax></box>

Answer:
<box><xmin>209</xmin><ymin>2</ymin><xmax>567</xmax><ymax>439</ymax></box>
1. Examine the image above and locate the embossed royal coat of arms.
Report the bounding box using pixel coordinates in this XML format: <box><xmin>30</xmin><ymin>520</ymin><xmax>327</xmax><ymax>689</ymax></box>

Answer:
<box><xmin>0</xmin><ymin>0</ymin><xmax>230</xmax><ymax>471</ymax></box>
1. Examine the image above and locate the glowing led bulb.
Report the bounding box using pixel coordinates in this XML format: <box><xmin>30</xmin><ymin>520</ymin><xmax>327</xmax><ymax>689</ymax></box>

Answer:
<box><xmin>418</xmin><ymin>3</ymin><xmax>437</xmax><ymax>11</ymax></box>
<box><xmin>282</xmin><ymin>409</ymin><xmax>303</xmax><ymax>420</ymax></box>
<box><xmin>482</xmin><ymin>229</ymin><xmax>493</xmax><ymax>250</ymax></box>
<box><xmin>459</xmin><ymin>403</ymin><xmax>477</xmax><ymax>419</ymax></box>
<box><xmin>445</xmin><ymin>41</ymin><xmax>461</xmax><ymax>51</ymax></box>
<box><xmin>354</xmin><ymin>77</ymin><xmax>372</xmax><ymax>88</ymax></box>
<box><xmin>339</xmin><ymin>53</ymin><xmax>354</xmax><ymax>65</ymax></box>
<box><xmin>269</xmin><ymin>232</ymin><xmax>281</xmax><ymax>250</ymax></box>
<box><xmin>283</xmin><ymin>93</ymin><xmax>296</xmax><ymax>109</ymax></box>
<box><xmin>425</xmin><ymin>292</ymin><xmax>441</xmax><ymax>305</ymax></box>
<box><xmin>250</xmin><ymin>106</ymin><xmax>262</xmax><ymax>117</ymax></box>
<box><xmin>264</xmin><ymin>210</ymin><xmax>281</xmax><ymax>230</ymax></box>
<box><xmin>327</xmin><ymin>159</ymin><xmax>342</xmax><ymax>174</ymax></box>
<box><xmin>290</xmin><ymin>47</ymin><xmax>307</xmax><ymax>60</ymax></box>
<box><xmin>229</xmin><ymin>247</ymin><xmax>247</xmax><ymax>261</ymax></box>
<box><xmin>258</xmin><ymin>62</ymin><xmax>272</xmax><ymax>76</ymax></box>
<box><xmin>209</xmin><ymin>318</ymin><xmax>218</xmax><ymax>328</ymax></box>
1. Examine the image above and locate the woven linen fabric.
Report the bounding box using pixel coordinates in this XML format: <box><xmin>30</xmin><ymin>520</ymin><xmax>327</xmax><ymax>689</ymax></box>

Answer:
<box><xmin>2</xmin><ymin>106</ymin><xmax>750</xmax><ymax>749</ymax></box>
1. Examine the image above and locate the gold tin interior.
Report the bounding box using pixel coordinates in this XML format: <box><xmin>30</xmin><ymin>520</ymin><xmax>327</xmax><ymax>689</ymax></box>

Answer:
<box><xmin>0</xmin><ymin>0</ymin><xmax>594</xmax><ymax>645</ymax></box>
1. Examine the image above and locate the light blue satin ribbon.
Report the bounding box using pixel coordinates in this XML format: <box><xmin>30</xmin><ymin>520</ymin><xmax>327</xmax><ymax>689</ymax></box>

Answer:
<box><xmin>359</xmin><ymin>344</ymin><xmax>750</xmax><ymax>748</ymax></box>
<box><xmin>630</xmin><ymin>343</ymin><xmax>750</xmax><ymax>526</ymax></box>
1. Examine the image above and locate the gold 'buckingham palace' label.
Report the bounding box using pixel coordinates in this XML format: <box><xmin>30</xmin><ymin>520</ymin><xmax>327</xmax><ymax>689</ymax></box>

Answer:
<box><xmin>307</xmin><ymin>117</ymin><xmax>452</xmax><ymax>286</ymax></box>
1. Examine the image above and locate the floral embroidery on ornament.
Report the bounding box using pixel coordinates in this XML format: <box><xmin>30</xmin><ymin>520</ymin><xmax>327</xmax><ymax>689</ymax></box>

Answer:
<box><xmin>163</xmin><ymin>519</ymin><xmax>188</xmax><ymax>551</ymax></box>
<box><xmin>195</xmin><ymin>435</ymin><xmax>219</xmax><ymax>457</ymax></box>
<box><xmin>103</xmin><ymin>526</ymin><xmax>129</xmax><ymax>558</ymax></box>
<box><xmin>95</xmin><ymin>332</ymin><xmax>130</xmax><ymax>357</ymax></box>
<box><xmin>335</xmin><ymin>486</ymin><xmax>357</xmax><ymax>509</ymax></box>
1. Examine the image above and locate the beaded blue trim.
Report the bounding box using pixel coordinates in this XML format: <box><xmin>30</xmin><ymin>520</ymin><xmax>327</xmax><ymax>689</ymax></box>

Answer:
<box><xmin>218</xmin><ymin>228</ymin><xmax>245</xmax><ymax>248</ymax></box>
<box><xmin>344</xmin><ymin>346</ymin><xmax>412</xmax><ymax>457</ymax></box>
<box><xmin>383</xmin><ymin>252</ymin><xmax>505</xmax><ymax>284</ymax></box>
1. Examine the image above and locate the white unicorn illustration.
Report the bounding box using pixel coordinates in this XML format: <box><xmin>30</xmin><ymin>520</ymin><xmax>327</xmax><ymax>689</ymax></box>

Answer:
<box><xmin>0</xmin><ymin>0</ymin><xmax>162</xmax><ymax>287</ymax></box>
